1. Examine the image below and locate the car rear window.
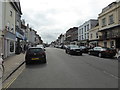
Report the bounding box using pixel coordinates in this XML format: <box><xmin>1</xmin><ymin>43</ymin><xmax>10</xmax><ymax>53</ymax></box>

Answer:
<box><xmin>28</xmin><ymin>48</ymin><xmax>43</xmax><ymax>53</ymax></box>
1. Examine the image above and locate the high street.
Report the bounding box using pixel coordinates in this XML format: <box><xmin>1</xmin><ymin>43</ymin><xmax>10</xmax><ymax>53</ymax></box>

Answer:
<box><xmin>8</xmin><ymin>47</ymin><xmax>118</xmax><ymax>88</ymax></box>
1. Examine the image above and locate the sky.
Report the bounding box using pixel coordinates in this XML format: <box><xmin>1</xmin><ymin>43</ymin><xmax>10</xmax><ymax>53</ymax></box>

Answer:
<box><xmin>20</xmin><ymin>0</ymin><xmax>115</xmax><ymax>43</ymax></box>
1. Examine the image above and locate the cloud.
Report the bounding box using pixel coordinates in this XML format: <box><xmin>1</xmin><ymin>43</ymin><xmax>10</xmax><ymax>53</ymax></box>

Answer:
<box><xmin>20</xmin><ymin>0</ymin><xmax>115</xmax><ymax>43</ymax></box>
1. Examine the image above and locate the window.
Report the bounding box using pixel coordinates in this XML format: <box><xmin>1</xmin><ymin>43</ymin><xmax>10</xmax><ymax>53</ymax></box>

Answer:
<box><xmin>102</xmin><ymin>18</ymin><xmax>106</xmax><ymax>27</ymax></box>
<box><xmin>109</xmin><ymin>14</ymin><xmax>114</xmax><ymax>25</ymax></box>
<box><xmin>82</xmin><ymin>28</ymin><xmax>83</xmax><ymax>34</ymax></box>
<box><xmin>11</xmin><ymin>24</ymin><xmax>14</xmax><ymax>32</ymax></box>
<box><xmin>87</xmin><ymin>33</ymin><xmax>89</xmax><ymax>39</ymax></box>
<box><xmin>96</xmin><ymin>32</ymin><xmax>98</xmax><ymax>38</ymax></box>
<box><xmin>87</xmin><ymin>24</ymin><xmax>89</xmax><ymax>31</ymax></box>
<box><xmin>10</xmin><ymin>41</ymin><xmax>14</xmax><ymax>52</ymax></box>
<box><xmin>17</xmin><ymin>21</ymin><xmax>19</xmax><ymax>26</ymax></box>
<box><xmin>10</xmin><ymin>11</ymin><xmax>12</xmax><ymax>17</ymax></box>
<box><xmin>91</xmin><ymin>34</ymin><xmax>93</xmax><ymax>39</ymax></box>
<box><xmin>85</xmin><ymin>33</ymin><xmax>86</xmax><ymax>39</ymax></box>
<box><xmin>84</xmin><ymin>26</ymin><xmax>86</xmax><ymax>32</ymax></box>
<box><xmin>7</xmin><ymin>22</ymin><xmax>10</xmax><ymax>31</ymax></box>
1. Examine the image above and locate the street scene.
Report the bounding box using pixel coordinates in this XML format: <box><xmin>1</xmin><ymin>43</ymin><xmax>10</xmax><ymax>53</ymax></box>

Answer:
<box><xmin>0</xmin><ymin>0</ymin><xmax>120</xmax><ymax>89</ymax></box>
<box><xmin>4</xmin><ymin>47</ymin><xmax>119</xmax><ymax>88</ymax></box>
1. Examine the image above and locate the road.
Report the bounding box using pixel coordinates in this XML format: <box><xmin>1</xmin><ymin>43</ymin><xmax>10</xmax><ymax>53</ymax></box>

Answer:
<box><xmin>8</xmin><ymin>47</ymin><xmax>118</xmax><ymax>88</ymax></box>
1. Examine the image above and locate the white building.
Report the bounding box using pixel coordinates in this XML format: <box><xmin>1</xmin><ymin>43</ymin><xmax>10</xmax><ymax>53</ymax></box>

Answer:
<box><xmin>0</xmin><ymin>1</ymin><xmax>4</xmax><ymax>55</ymax></box>
<box><xmin>78</xmin><ymin>19</ymin><xmax>98</xmax><ymax>46</ymax></box>
<box><xmin>0</xmin><ymin>1</ymin><xmax>22</xmax><ymax>58</ymax></box>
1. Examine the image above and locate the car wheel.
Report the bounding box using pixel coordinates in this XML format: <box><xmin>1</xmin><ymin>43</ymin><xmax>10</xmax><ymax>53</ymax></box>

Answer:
<box><xmin>69</xmin><ymin>51</ymin><xmax>72</xmax><ymax>55</ymax></box>
<box><xmin>88</xmin><ymin>52</ymin><xmax>91</xmax><ymax>55</ymax></box>
<box><xmin>98</xmin><ymin>53</ymin><xmax>102</xmax><ymax>58</ymax></box>
<box><xmin>65</xmin><ymin>50</ymin><xmax>67</xmax><ymax>53</ymax></box>
<box><xmin>79</xmin><ymin>53</ymin><xmax>82</xmax><ymax>56</ymax></box>
<box><xmin>43</xmin><ymin>58</ymin><xmax>47</xmax><ymax>63</ymax></box>
<box><xmin>43</xmin><ymin>60</ymin><xmax>46</xmax><ymax>63</ymax></box>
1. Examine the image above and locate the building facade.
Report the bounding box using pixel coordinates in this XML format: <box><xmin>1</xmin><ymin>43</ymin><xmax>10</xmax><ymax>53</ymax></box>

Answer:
<box><xmin>2</xmin><ymin>2</ymin><xmax>17</xmax><ymax>58</ymax></box>
<box><xmin>0</xmin><ymin>1</ymin><xmax>4</xmax><ymax>55</ymax></box>
<box><xmin>78</xmin><ymin>19</ymin><xmax>98</xmax><ymax>46</ymax></box>
<box><xmin>66</xmin><ymin>27</ymin><xmax>78</xmax><ymax>45</ymax></box>
<box><xmin>89</xmin><ymin>23</ymin><xmax>101</xmax><ymax>47</ymax></box>
<box><xmin>98</xmin><ymin>1</ymin><xmax>120</xmax><ymax>49</ymax></box>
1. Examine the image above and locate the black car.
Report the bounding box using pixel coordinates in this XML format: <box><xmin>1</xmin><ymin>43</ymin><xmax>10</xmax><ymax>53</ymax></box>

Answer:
<box><xmin>25</xmin><ymin>47</ymin><xmax>46</xmax><ymax>64</ymax></box>
<box><xmin>88</xmin><ymin>47</ymin><xmax>116</xmax><ymax>58</ymax></box>
<box><xmin>65</xmin><ymin>45</ymin><xmax>82</xmax><ymax>55</ymax></box>
<box><xmin>79</xmin><ymin>46</ymin><xmax>89</xmax><ymax>53</ymax></box>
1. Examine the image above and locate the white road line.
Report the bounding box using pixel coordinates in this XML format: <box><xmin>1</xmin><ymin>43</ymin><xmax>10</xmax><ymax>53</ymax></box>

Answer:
<box><xmin>103</xmin><ymin>70</ymin><xmax>119</xmax><ymax>79</ymax></box>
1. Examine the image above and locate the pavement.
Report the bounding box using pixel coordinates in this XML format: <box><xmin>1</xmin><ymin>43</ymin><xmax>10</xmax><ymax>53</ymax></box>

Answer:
<box><xmin>2</xmin><ymin>53</ymin><xmax>25</xmax><ymax>83</ymax></box>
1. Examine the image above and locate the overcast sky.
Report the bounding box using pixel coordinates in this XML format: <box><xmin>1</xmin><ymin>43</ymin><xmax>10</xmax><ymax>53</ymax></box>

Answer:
<box><xmin>20</xmin><ymin>0</ymin><xmax>115</xmax><ymax>43</ymax></box>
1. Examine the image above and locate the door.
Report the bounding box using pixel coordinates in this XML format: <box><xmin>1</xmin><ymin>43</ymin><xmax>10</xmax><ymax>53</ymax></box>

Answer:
<box><xmin>116</xmin><ymin>38</ymin><xmax>120</xmax><ymax>48</ymax></box>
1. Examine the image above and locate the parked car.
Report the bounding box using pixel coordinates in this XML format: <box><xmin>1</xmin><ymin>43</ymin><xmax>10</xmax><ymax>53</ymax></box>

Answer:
<box><xmin>88</xmin><ymin>47</ymin><xmax>116</xmax><ymax>58</ymax></box>
<box><xmin>65</xmin><ymin>45</ymin><xmax>82</xmax><ymax>55</ymax></box>
<box><xmin>25</xmin><ymin>47</ymin><xmax>46</xmax><ymax>64</ymax></box>
<box><xmin>63</xmin><ymin>45</ymin><xmax>68</xmax><ymax>49</ymax></box>
<box><xmin>79</xmin><ymin>46</ymin><xmax>89</xmax><ymax>53</ymax></box>
<box><xmin>36</xmin><ymin>44</ymin><xmax>46</xmax><ymax>51</ymax></box>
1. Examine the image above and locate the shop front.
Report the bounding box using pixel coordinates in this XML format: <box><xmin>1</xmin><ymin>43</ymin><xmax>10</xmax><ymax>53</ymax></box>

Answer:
<box><xmin>4</xmin><ymin>31</ymin><xmax>16</xmax><ymax>58</ymax></box>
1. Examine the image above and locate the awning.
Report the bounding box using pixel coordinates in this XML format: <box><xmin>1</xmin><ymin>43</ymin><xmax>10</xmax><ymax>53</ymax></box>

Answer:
<box><xmin>89</xmin><ymin>41</ymin><xmax>98</xmax><ymax>44</ymax></box>
<box><xmin>16</xmin><ymin>32</ymin><xmax>25</xmax><ymax>40</ymax></box>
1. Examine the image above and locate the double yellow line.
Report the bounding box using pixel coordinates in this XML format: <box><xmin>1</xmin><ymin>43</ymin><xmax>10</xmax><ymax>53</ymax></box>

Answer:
<box><xmin>2</xmin><ymin>67</ymin><xmax>25</xmax><ymax>89</ymax></box>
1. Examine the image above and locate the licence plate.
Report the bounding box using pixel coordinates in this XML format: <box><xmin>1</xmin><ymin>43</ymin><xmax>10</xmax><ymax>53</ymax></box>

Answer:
<box><xmin>32</xmin><ymin>58</ymin><xmax>39</xmax><ymax>60</ymax></box>
<box><xmin>76</xmin><ymin>51</ymin><xmax>80</xmax><ymax>52</ymax></box>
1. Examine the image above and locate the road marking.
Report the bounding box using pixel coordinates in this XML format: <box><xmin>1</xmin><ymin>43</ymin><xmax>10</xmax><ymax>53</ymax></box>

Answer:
<box><xmin>103</xmin><ymin>70</ymin><xmax>119</xmax><ymax>79</ymax></box>
<box><xmin>3</xmin><ymin>66</ymin><xmax>25</xmax><ymax>89</ymax></box>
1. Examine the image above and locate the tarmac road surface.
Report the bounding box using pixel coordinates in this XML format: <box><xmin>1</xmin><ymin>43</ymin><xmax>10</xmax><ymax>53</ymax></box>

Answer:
<box><xmin>8</xmin><ymin>47</ymin><xmax>118</xmax><ymax>88</ymax></box>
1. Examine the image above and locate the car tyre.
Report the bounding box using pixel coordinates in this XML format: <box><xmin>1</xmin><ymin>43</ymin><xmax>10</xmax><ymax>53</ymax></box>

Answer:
<box><xmin>26</xmin><ymin>61</ymin><xmax>30</xmax><ymax>65</ymax></box>
<box><xmin>79</xmin><ymin>53</ymin><xmax>82</xmax><ymax>56</ymax></box>
<box><xmin>65</xmin><ymin>50</ymin><xmax>68</xmax><ymax>54</ymax></box>
<box><xmin>88</xmin><ymin>52</ymin><xmax>91</xmax><ymax>55</ymax></box>
<box><xmin>98</xmin><ymin>53</ymin><xmax>102</xmax><ymax>58</ymax></box>
<box><xmin>43</xmin><ymin>58</ymin><xmax>47</xmax><ymax>63</ymax></box>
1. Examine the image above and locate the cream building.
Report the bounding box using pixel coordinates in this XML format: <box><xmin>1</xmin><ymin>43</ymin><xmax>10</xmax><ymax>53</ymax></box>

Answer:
<box><xmin>89</xmin><ymin>24</ymin><xmax>101</xmax><ymax>47</ymax></box>
<box><xmin>98</xmin><ymin>1</ymin><xmax>120</xmax><ymax>49</ymax></box>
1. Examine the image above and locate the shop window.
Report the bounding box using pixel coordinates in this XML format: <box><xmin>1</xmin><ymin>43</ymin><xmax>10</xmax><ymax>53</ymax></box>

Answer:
<box><xmin>10</xmin><ymin>41</ymin><xmax>14</xmax><ymax>52</ymax></box>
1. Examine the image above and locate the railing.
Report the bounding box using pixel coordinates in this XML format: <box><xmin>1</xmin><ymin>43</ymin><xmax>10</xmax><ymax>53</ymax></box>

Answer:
<box><xmin>99</xmin><ymin>31</ymin><xmax>120</xmax><ymax>40</ymax></box>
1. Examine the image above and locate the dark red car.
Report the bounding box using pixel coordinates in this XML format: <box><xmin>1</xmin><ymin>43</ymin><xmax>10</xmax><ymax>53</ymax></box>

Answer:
<box><xmin>88</xmin><ymin>47</ymin><xmax>116</xmax><ymax>58</ymax></box>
